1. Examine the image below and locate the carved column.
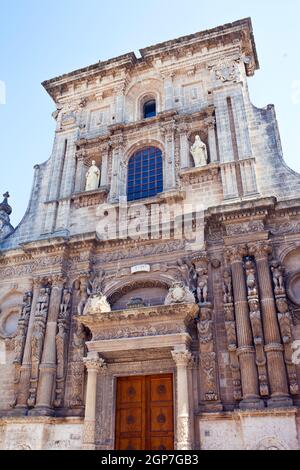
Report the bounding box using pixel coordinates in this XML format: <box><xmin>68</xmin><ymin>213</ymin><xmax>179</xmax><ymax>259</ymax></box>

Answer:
<box><xmin>225</xmin><ymin>246</ymin><xmax>263</xmax><ymax>409</ymax></box>
<box><xmin>171</xmin><ymin>349</ymin><xmax>193</xmax><ymax>450</ymax></box>
<box><xmin>109</xmin><ymin>133</ymin><xmax>124</xmax><ymax>203</ymax></box>
<box><xmin>82</xmin><ymin>353</ymin><xmax>106</xmax><ymax>450</ymax></box>
<box><xmin>161</xmin><ymin>122</ymin><xmax>176</xmax><ymax>191</ymax></box>
<box><xmin>248</xmin><ymin>242</ymin><xmax>291</xmax><ymax>407</ymax></box>
<box><xmin>69</xmin><ymin>322</ymin><xmax>87</xmax><ymax>410</ymax></box>
<box><xmin>32</xmin><ymin>276</ymin><xmax>66</xmax><ymax>415</ymax></box>
<box><xmin>178</xmin><ymin>123</ymin><xmax>190</xmax><ymax>169</ymax></box>
<box><xmin>15</xmin><ymin>279</ymin><xmax>42</xmax><ymax>412</ymax></box>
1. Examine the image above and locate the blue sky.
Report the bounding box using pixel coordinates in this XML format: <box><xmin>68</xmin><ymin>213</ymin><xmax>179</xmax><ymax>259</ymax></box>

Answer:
<box><xmin>1</xmin><ymin>0</ymin><xmax>300</xmax><ymax>226</ymax></box>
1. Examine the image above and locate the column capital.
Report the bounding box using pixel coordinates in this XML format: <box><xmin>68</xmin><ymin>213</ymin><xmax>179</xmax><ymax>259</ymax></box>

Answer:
<box><xmin>83</xmin><ymin>353</ymin><xmax>106</xmax><ymax>373</ymax></box>
<box><xmin>204</xmin><ymin>116</ymin><xmax>216</xmax><ymax>129</ymax></box>
<box><xmin>225</xmin><ymin>244</ymin><xmax>248</xmax><ymax>263</ymax></box>
<box><xmin>248</xmin><ymin>241</ymin><xmax>272</xmax><ymax>260</ymax></box>
<box><xmin>109</xmin><ymin>133</ymin><xmax>124</xmax><ymax>151</ymax></box>
<box><xmin>171</xmin><ymin>350</ymin><xmax>193</xmax><ymax>367</ymax></box>
<box><xmin>192</xmin><ymin>251</ymin><xmax>209</xmax><ymax>269</ymax></box>
<box><xmin>50</xmin><ymin>274</ymin><xmax>66</xmax><ymax>289</ymax></box>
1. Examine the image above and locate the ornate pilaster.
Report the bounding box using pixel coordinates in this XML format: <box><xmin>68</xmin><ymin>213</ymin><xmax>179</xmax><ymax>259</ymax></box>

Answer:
<box><xmin>171</xmin><ymin>349</ymin><xmax>193</xmax><ymax>450</ymax></box>
<box><xmin>223</xmin><ymin>269</ymin><xmax>242</xmax><ymax>401</ymax></box>
<box><xmin>244</xmin><ymin>259</ymin><xmax>269</xmax><ymax>397</ymax></box>
<box><xmin>15</xmin><ymin>278</ymin><xmax>42</xmax><ymax>412</ymax></box>
<box><xmin>271</xmin><ymin>261</ymin><xmax>299</xmax><ymax>396</ymax></box>
<box><xmin>248</xmin><ymin>242</ymin><xmax>291</xmax><ymax>407</ymax></box>
<box><xmin>31</xmin><ymin>276</ymin><xmax>66</xmax><ymax>415</ymax></box>
<box><xmin>82</xmin><ymin>353</ymin><xmax>107</xmax><ymax>450</ymax></box>
<box><xmin>27</xmin><ymin>281</ymin><xmax>52</xmax><ymax>408</ymax></box>
<box><xmin>225</xmin><ymin>245</ymin><xmax>263</xmax><ymax>409</ymax></box>
<box><xmin>197</xmin><ymin>305</ymin><xmax>222</xmax><ymax>410</ymax></box>
<box><xmin>69</xmin><ymin>322</ymin><xmax>87</xmax><ymax>409</ymax></box>
<box><xmin>11</xmin><ymin>291</ymin><xmax>33</xmax><ymax>408</ymax></box>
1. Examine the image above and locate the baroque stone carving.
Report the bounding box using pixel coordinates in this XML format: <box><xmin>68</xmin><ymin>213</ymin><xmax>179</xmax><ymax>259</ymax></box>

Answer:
<box><xmin>197</xmin><ymin>306</ymin><xmax>219</xmax><ymax>403</ymax></box>
<box><xmin>223</xmin><ymin>269</ymin><xmax>242</xmax><ymax>401</ymax></box>
<box><xmin>190</xmin><ymin>135</ymin><xmax>208</xmax><ymax>167</ymax></box>
<box><xmin>85</xmin><ymin>160</ymin><xmax>100</xmax><ymax>191</ymax></box>
<box><xmin>27</xmin><ymin>285</ymin><xmax>51</xmax><ymax>407</ymax></box>
<box><xmin>271</xmin><ymin>261</ymin><xmax>285</xmax><ymax>296</ymax></box>
<box><xmin>213</xmin><ymin>60</ymin><xmax>239</xmax><ymax>83</ymax></box>
<box><xmin>0</xmin><ymin>192</ymin><xmax>14</xmax><ymax>241</ymax></box>
<box><xmin>226</xmin><ymin>220</ymin><xmax>264</xmax><ymax>237</ymax></box>
<box><xmin>83</xmin><ymin>293</ymin><xmax>111</xmax><ymax>315</ymax></box>
<box><xmin>164</xmin><ymin>281</ymin><xmax>195</xmax><ymax>305</ymax></box>
<box><xmin>292</xmin><ymin>340</ymin><xmax>300</xmax><ymax>365</ymax></box>
<box><xmin>69</xmin><ymin>323</ymin><xmax>87</xmax><ymax>408</ymax></box>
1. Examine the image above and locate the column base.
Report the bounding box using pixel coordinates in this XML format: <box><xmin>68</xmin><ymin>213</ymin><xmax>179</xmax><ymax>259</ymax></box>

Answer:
<box><xmin>28</xmin><ymin>406</ymin><xmax>55</xmax><ymax>417</ymax></box>
<box><xmin>239</xmin><ymin>398</ymin><xmax>265</xmax><ymax>410</ymax></box>
<box><xmin>5</xmin><ymin>407</ymin><xmax>28</xmax><ymax>417</ymax></box>
<box><xmin>267</xmin><ymin>396</ymin><xmax>293</xmax><ymax>408</ymax></box>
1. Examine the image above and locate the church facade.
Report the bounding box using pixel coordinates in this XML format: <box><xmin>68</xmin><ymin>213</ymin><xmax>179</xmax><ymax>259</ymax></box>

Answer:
<box><xmin>1</xmin><ymin>18</ymin><xmax>300</xmax><ymax>450</ymax></box>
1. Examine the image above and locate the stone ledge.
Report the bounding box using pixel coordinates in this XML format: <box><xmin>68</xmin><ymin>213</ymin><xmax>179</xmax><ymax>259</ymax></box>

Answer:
<box><xmin>179</xmin><ymin>163</ymin><xmax>220</xmax><ymax>184</ymax></box>
<box><xmin>71</xmin><ymin>187</ymin><xmax>109</xmax><ymax>208</ymax></box>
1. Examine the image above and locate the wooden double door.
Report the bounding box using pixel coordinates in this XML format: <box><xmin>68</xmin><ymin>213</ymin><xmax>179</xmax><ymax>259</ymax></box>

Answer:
<box><xmin>115</xmin><ymin>374</ymin><xmax>174</xmax><ymax>450</ymax></box>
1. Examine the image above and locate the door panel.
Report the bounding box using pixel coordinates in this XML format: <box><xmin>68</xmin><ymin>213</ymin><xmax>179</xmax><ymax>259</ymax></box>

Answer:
<box><xmin>115</xmin><ymin>374</ymin><xmax>174</xmax><ymax>450</ymax></box>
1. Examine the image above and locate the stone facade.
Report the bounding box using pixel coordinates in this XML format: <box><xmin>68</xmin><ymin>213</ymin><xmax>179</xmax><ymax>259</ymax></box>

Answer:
<box><xmin>0</xmin><ymin>17</ymin><xmax>300</xmax><ymax>450</ymax></box>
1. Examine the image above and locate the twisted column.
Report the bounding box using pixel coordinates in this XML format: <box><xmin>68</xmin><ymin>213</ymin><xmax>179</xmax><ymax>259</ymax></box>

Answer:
<box><xmin>82</xmin><ymin>353</ymin><xmax>106</xmax><ymax>450</ymax></box>
<box><xmin>226</xmin><ymin>246</ymin><xmax>263</xmax><ymax>409</ymax></box>
<box><xmin>248</xmin><ymin>242</ymin><xmax>291</xmax><ymax>407</ymax></box>
<box><xmin>171</xmin><ymin>349</ymin><xmax>193</xmax><ymax>450</ymax></box>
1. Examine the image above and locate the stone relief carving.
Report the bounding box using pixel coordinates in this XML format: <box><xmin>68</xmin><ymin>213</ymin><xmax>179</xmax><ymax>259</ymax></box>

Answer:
<box><xmin>226</xmin><ymin>220</ymin><xmax>264</xmax><ymax>237</ymax></box>
<box><xmin>69</xmin><ymin>322</ymin><xmax>87</xmax><ymax>408</ymax></box>
<box><xmin>27</xmin><ymin>286</ymin><xmax>51</xmax><ymax>407</ymax></box>
<box><xmin>83</xmin><ymin>293</ymin><xmax>111</xmax><ymax>315</ymax></box>
<box><xmin>223</xmin><ymin>269</ymin><xmax>242</xmax><ymax>401</ymax></box>
<box><xmin>190</xmin><ymin>135</ymin><xmax>208</xmax><ymax>167</ymax></box>
<box><xmin>271</xmin><ymin>260</ymin><xmax>299</xmax><ymax>395</ymax></box>
<box><xmin>213</xmin><ymin>60</ymin><xmax>240</xmax><ymax>83</ymax></box>
<box><xmin>197</xmin><ymin>306</ymin><xmax>219</xmax><ymax>403</ymax></box>
<box><xmin>164</xmin><ymin>281</ymin><xmax>195</xmax><ymax>305</ymax></box>
<box><xmin>195</xmin><ymin>268</ymin><xmax>208</xmax><ymax>305</ymax></box>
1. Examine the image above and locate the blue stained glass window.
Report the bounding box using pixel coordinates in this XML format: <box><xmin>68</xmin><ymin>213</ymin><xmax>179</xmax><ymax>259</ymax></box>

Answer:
<box><xmin>127</xmin><ymin>147</ymin><xmax>163</xmax><ymax>202</ymax></box>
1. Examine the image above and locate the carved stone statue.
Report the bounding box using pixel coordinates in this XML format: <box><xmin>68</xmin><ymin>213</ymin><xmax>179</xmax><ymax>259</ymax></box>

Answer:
<box><xmin>245</xmin><ymin>260</ymin><xmax>257</xmax><ymax>297</ymax></box>
<box><xmin>249</xmin><ymin>299</ymin><xmax>263</xmax><ymax>345</ymax></box>
<box><xmin>271</xmin><ymin>261</ymin><xmax>285</xmax><ymax>295</ymax></box>
<box><xmin>177</xmin><ymin>258</ymin><xmax>194</xmax><ymax>291</ymax></box>
<box><xmin>85</xmin><ymin>160</ymin><xmax>100</xmax><ymax>191</ymax></box>
<box><xmin>276</xmin><ymin>298</ymin><xmax>292</xmax><ymax>344</ymax></box>
<box><xmin>31</xmin><ymin>321</ymin><xmax>44</xmax><ymax>363</ymax></box>
<box><xmin>20</xmin><ymin>292</ymin><xmax>33</xmax><ymax>321</ymax></box>
<box><xmin>14</xmin><ymin>323</ymin><xmax>27</xmax><ymax>365</ymax></box>
<box><xmin>223</xmin><ymin>269</ymin><xmax>233</xmax><ymax>304</ymax></box>
<box><xmin>164</xmin><ymin>281</ymin><xmax>195</xmax><ymax>305</ymax></box>
<box><xmin>190</xmin><ymin>135</ymin><xmax>208</xmax><ymax>167</ymax></box>
<box><xmin>0</xmin><ymin>192</ymin><xmax>14</xmax><ymax>241</ymax></box>
<box><xmin>292</xmin><ymin>340</ymin><xmax>300</xmax><ymax>365</ymax></box>
<box><xmin>77</xmin><ymin>279</ymin><xmax>89</xmax><ymax>316</ymax></box>
<box><xmin>36</xmin><ymin>287</ymin><xmax>50</xmax><ymax>318</ymax></box>
<box><xmin>91</xmin><ymin>270</ymin><xmax>105</xmax><ymax>295</ymax></box>
<box><xmin>83</xmin><ymin>293</ymin><xmax>111</xmax><ymax>315</ymax></box>
<box><xmin>54</xmin><ymin>322</ymin><xmax>68</xmax><ymax>408</ymax></box>
<box><xmin>59</xmin><ymin>288</ymin><xmax>72</xmax><ymax>321</ymax></box>
<box><xmin>196</xmin><ymin>268</ymin><xmax>209</xmax><ymax>304</ymax></box>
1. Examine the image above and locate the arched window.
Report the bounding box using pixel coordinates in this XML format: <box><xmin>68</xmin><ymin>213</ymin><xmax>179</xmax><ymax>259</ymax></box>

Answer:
<box><xmin>127</xmin><ymin>147</ymin><xmax>163</xmax><ymax>201</ymax></box>
<box><xmin>143</xmin><ymin>100</ymin><xmax>156</xmax><ymax>119</ymax></box>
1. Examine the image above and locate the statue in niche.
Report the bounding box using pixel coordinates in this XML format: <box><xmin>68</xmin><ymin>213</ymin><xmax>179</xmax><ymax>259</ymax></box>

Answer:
<box><xmin>177</xmin><ymin>258</ymin><xmax>194</xmax><ymax>291</ymax></box>
<box><xmin>245</xmin><ymin>260</ymin><xmax>257</xmax><ymax>297</ymax></box>
<box><xmin>77</xmin><ymin>279</ymin><xmax>89</xmax><ymax>316</ymax></box>
<box><xmin>31</xmin><ymin>321</ymin><xmax>44</xmax><ymax>364</ymax></box>
<box><xmin>223</xmin><ymin>269</ymin><xmax>233</xmax><ymax>304</ymax></box>
<box><xmin>85</xmin><ymin>160</ymin><xmax>100</xmax><ymax>191</ymax></box>
<box><xmin>190</xmin><ymin>135</ymin><xmax>208</xmax><ymax>167</ymax></box>
<box><xmin>271</xmin><ymin>261</ymin><xmax>285</xmax><ymax>295</ymax></box>
<box><xmin>20</xmin><ymin>292</ymin><xmax>33</xmax><ymax>321</ymax></box>
<box><xmin>36</xmin><ymin>287</ymin><xmax>50</xmax><ymax>318</ymax></box>
<box><xmin>59</xmin><ymin>288</ymin><xmax>72</xmax><ymax>321</ymax></box>
<box><xmin>196</xmin><ymin>268</ymin><xmax>209</xmax><ymax>304</ymax></box>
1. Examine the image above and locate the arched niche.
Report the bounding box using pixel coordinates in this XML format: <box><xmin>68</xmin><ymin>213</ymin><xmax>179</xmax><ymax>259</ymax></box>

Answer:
<box><xmin>124</xmin><ymin>78</ymin><xmax>163</xmax><ymax>123</ymax></box>
<box><xmin>106</xmin><ymin>278</ymin><xmax>171</xmax><ymax>311</ymax></box>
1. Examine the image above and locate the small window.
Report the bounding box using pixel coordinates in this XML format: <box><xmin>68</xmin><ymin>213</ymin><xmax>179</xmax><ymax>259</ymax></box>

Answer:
<box><xmin>143</xmin><ymin>100</ymin><xmax>156</xmax><ymax>119</ymax></box>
